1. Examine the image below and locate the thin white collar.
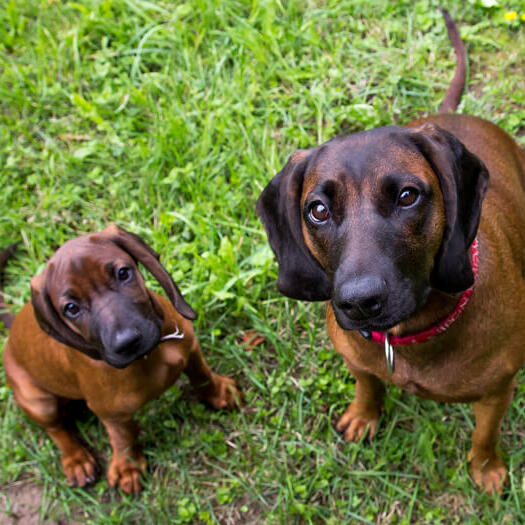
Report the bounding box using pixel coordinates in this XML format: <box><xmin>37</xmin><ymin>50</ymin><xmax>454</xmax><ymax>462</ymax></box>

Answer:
<box><xmin>160</xmin><ymin>325</ymin><xmax>184</xmax><ymax>342</ymax></box>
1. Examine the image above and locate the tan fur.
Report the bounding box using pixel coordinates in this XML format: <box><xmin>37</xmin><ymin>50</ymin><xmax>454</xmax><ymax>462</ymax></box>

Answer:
<box><xmin>2</xmin><ymin>231</ymin><xmax>241</xmax><ymax>494</ymax></box>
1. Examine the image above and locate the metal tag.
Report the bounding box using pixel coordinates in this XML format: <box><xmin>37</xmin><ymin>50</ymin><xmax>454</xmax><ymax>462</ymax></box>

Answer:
<box><xmin>384</xmin><ymin>333</ymin><xmax>394</xmax><ymax>374</ymax></box>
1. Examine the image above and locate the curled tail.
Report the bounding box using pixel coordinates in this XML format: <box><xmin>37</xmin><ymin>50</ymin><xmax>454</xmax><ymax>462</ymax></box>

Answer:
<box><xmin>438</xmin><ymin>9</ymin><xmax>467</xmax><ymax>113</ymax></box>
<box><xmin>0</xmin><ymin>243</ymin><xmax>17</xmax><ymax>329</ymax></box>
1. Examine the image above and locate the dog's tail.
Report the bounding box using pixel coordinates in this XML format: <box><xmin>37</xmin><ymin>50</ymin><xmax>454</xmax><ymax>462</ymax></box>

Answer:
<box><xmin>0</xmin><ymin>243</ymin><xmax>17</xmax><ymax>329</ymax></box>
<box><xmin>438</xmin><ymin>9</ymin><xmax>467</xmax><ymax>114</ymax></box>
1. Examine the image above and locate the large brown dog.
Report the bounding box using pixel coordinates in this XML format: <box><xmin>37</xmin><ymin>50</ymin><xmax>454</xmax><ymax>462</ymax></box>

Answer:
<box><xmin>257</xmin><ymin>13</ymin><xmax>525</xmax><ymax>494</ymax></box>
<box><xmin>1</xmin><ymin>225</ymin><xmax>240</xmax><ymax>493</ymax></box>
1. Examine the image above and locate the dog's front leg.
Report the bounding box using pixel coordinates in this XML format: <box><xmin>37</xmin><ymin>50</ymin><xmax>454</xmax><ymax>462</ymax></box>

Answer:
<box><xmin>337</xmin><ymin>359</ymin><xmax>385</xmax><ymax>442</ymax></box>
<box><xmin>100</xmin><ymin>416</ymin><xmax>146</xmax><ymax>494</ymax></box>
<box><xmin>4</xmin><ymin>347</ymin><xmax>97</xmax><ymax>487</ymax></box>
<box><xmin>468</xmin><ymin>378</ymin><xmax>516</xmax><ymax>495</ymax></box>
<box><xmin>184</xmin><ymin>339</ymin><xmax>241</xmax><ymax>410</ymax></box>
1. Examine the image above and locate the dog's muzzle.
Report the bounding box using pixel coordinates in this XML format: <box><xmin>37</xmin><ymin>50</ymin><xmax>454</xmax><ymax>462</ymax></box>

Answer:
<box><xmin>333</xmin><ymin>275</ymin><xmax>388</xmax><ymax>322</ymax></box>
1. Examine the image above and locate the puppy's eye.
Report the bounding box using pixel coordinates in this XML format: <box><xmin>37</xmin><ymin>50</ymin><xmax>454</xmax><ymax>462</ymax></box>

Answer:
<box><xmin>397</xmin><ymin>187</ymin><xmax>420</xmax><ymax>207</ymax></box>
<box><xmin>63</xmin><ymin>303</ymin><xmax>81</xmax><ymax>318</ymax></box>
<box><xmin>117</xmin><ymin>267</ymin><xmax>132</xmax><ymax>282</ymax></box>
<box><xmin>308</xmin><ymin>201</ymin><xmax>331</xmax><ymax>224</ymax></box>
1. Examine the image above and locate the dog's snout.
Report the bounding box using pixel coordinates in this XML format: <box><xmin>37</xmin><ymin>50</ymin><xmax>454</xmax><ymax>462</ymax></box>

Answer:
<box><xmin>335</xmin><ymin>277</ymin><xmax>387</xmax><ymax>321</ymax></box>
<box><xmin>111</xmin><ymin>328</ymin><xmax>142</xmax><ymax>354</ymax></box>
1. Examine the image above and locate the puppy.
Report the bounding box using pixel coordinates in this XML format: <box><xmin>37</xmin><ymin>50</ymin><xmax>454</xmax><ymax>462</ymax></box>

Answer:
<box><xmin>257</xmin><ymin>12</ymin><xmax>525</xmax><ymax>494</ymax></box>
<box><xmin>2</xmin><ymin>224</ymin><xmax>240</xmax><ymax>493</ymax></box>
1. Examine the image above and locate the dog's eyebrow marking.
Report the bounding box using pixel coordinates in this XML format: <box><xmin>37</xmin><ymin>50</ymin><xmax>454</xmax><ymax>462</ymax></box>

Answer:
<box><xmin>320</xmin><ymin>179</ymin><xmax>338</xmax><ymax>200</ymax></box>
<box><xmin>61</xmin><ymin>289</ymin><xmax>79</xmax><ymax>300</ymax></box>
<box><xmin>384</xmin><ymin>171</ymin><xmax>426</xmax><ymax>184</ymax></box>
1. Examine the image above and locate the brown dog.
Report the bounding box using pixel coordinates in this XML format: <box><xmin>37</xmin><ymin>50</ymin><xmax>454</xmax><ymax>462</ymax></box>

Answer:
<box><xmin>1</xmin><ymin>224</ymin><xmax>240</xmax><ymax>493</ymax></box>
<box><xmin>257</xmin><ymin>13</ymin><xmax>525</xmax><ymax>494</ymax></box>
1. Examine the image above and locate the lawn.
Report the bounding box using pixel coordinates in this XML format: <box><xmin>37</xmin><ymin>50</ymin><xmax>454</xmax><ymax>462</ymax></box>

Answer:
<box><xmin>1</xmin><ymin>0</ymin><xmax>524</xmax><ymax>523</ymax></box>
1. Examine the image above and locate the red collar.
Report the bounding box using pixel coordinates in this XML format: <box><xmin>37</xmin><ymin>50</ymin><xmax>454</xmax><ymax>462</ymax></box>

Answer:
<box><xmin>364</xmin><ymin>238</ymin><xmax>479</xmax><ymax>347</ymax></box>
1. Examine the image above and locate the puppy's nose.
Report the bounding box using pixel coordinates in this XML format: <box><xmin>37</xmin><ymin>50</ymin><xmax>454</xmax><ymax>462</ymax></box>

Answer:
<box><xmin>111</xmin><ymin>328</ymin><xmax>142</xmax><ymax>354</ymax></box>
<box><xmin>335</xmin><ymin>277</ymin><xmax>387</xmax><ymax>321</ymax></box>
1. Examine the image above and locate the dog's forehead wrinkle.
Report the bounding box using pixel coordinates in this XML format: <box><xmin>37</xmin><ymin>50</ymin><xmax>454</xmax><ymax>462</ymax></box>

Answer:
<box><xmin>326</xmin><ymin>130</ymin><xmax>426</xmax><ymax>172</ymax></box>
<box><xmin>312</xmin><ymin>127</ymin><xmax>430</xmax><ymax>186</ymax></box>
<box><xmin>49</xmin><ymin>254</ymin><xmax>115</xmax><ymax>301</ymax></box>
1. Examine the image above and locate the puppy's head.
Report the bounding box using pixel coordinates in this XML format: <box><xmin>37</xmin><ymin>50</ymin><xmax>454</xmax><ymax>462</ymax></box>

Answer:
<box><xmin>257</xmin><ymin>123</ymin><xmax>488</xmax><ymax>332</ymax></box>
<box><xmin>30</xmin><ymin>224</ymin><xmax>196</xmax><ymax>368</ymax></box>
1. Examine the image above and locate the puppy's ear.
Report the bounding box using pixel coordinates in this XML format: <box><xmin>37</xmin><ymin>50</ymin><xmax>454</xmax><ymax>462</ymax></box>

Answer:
<box><xmin>407</xmin><ymin>122</ymin><xmax>489</xmax><ymax>293</ymax></box>
<box><xmin>256</xmin><ymin>149</ymin><xmax>331</xmax><ymax>301</ymax></box>
<box><xmin>100</xmin><ymin>224</ymin><xmax>197</xmax><ymax>320</ymax></box>
<box><xmin>30</xmin><ymin>271</ymin><xmax>100</xmax><ymax>358</ymax></box>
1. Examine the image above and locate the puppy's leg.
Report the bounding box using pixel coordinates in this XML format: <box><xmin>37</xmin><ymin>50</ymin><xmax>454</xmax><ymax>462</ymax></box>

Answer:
<box><xmin>337</xmin><ymin>359</ymin><xmax>385</xmax><ymax>442</ymax></box>
<box><xmin>100</xmin><ymin>417</ymin><xmax>146</xmax><ymax>494</ymax></box>
<box><xmin>468</xmin><ymin>379</ymin><xmax>515</xmax><ymax>495</ymax></box>
<box><xmin>4</xmin><ymin>349</ymin><xmax>97</xmax><ymax>487</ymax></box>
<box><xmin>184</xmin><ymin>338</ymin><xmax>241</xmax><ymax>409</ymax></box>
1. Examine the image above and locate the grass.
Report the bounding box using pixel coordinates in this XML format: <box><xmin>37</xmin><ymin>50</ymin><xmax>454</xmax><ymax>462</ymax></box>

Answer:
<box><xmin>1</xmin><ymin>0</ymin><xmax>524</xmax><ymax>523</ymax></box>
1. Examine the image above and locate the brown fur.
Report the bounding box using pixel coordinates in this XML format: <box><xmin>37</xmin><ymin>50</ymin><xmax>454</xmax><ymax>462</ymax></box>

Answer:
<box><xmin>2</xmin><ymin>225</ymin><xmax>240</xmax><ymax>493</ymax></box>
<box><xmin>256</xmin><ymin>14</ymin><xmax>525</xmax><ymax>494</ymax></box>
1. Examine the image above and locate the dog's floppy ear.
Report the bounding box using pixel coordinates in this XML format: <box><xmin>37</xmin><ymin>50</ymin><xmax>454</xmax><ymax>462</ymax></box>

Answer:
<box><xmin>99</xmin><ymin>224</ymin><xmax>197</xmax><ymax>320</ymax></box>
<box><xmin>30</xmin><ymin>270</ymin><xmax>101</xmax><ymax>358</ymax></box>
<box><xmin>407</xmin><ymin>122</ymin><xmax>489</xmax><ymax>293</ymax></box>
<box><xmin>256</xmin><ymin>149</ymin><xmax>331</xmax><ymax>301</ymax></box>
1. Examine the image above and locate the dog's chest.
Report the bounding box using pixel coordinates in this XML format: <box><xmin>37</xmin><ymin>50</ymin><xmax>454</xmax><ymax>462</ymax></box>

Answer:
<box><xmin>82</xmin><ymin>353</ymin><xmax>184</xmax><ymax>416</ymax></box>
<box><xmin>330</xmin><ymin>328</ymin><xmax>508</xmax><ymax>403</ymax></box>
<box><xmin>128</xmin><ymin>360</ymin><xmax>174</xmax><ymax>393</ymax></box>
<box><xmin>386</xmin><ymin>354</ymin><xmax>469</xmax><ymax>402</ymax></box>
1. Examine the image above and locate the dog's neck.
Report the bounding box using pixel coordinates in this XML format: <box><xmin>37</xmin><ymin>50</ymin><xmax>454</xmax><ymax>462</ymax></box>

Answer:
<box><xmin>389</xmin><ymin>289</ymin><xmax>462</xmax><ymax>338</ymax></box>
<box><xmin>380</xmin><ymin>237</ymin><xmax>479</xmax><ymax>343</ymax></box>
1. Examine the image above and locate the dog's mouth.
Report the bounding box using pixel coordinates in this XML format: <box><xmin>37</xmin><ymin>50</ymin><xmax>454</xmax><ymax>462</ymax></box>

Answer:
<box><xmin>98</xmin><ymin>318</ymin><xmax>186</xmax><ymax>368</ymax></box>
<box><xmin>104</xmin><ymin>326</ymin><xmax>186</xmax><ymax>368</ymax></box>
<box><xmin>332</xmin><ymin>309</ymin><xmax>410</xmax><ymax>333</ymax></box>
<box><xmin>331</xmin><ymin>276</ymin><xmax>431</xmax><ymax>333</ymax></box>
<box><xmin>99</xmin><ymin>317</ymin><xmax>163</xmax><ymax>369</ymax></box>
<box><xmin>331</xmin><ymin>298</ymin><xmax>420</xmax><ymax>333</ymax></box>
<box><xmin>102</xmin><ymin>340</ymin><xmax>157</xmax><ymax>368</ymax></box>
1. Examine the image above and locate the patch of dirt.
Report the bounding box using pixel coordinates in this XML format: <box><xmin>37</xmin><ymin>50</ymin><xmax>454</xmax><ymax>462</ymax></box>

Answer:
<box><xmin>213</xmin><ymin>494</ymin><xmax>266</xmax><ymax>525</ymax></box>
<box><xmin>0</xmin><ymin>481</ymin><xmax>81</xmax><ymax>525</ymax></box>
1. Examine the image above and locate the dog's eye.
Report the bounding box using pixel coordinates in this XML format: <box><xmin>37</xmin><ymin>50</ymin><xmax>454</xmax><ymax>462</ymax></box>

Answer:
<box><xmin>397</xmin><ymin>187</ymin><xmax>420</xmax><ymax>207</ymax></box>
<box><xmin>308</xmin><ymin>201</ymin><xmax>331</xmax><ymax>224</ymax></box>
<box><xmin>117</xmin><ymin>267</ymin><xmax>132</xmax><ymax>282</ymax></box>
<box><xmin>63</xmin><ymin>303</ymin><xmax>81</xmax><ymax>318</ymax></box>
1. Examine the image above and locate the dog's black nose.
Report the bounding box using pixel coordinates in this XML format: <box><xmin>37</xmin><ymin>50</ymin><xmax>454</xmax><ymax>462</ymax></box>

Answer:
<box><xmin>335</xmin><ymin>277</ymin><xmax>387</xmax><ymax>321</ymax></box>
<box><xmin>111</xmin><ymin>328</ymin><xmax>142</xmax><ymax>354</ymax></box>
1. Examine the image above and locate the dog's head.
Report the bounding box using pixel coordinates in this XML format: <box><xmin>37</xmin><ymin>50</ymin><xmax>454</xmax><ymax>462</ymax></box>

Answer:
<box><xmin>30</xmin><ymin>224</ymin><xmax>196</xmax><ymax>368</ymax></box>
<box><xmin>257</xmin><ymin>122</ymin><xmax>488</xmax><ymax>332</ymax></box>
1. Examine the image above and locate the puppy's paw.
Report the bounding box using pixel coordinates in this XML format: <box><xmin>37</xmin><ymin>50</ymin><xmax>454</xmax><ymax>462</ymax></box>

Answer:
<box><xmin>468</xmin><ymin>449</ymin><xmax>507</xmax><ymax>495</ymax></box>
<box><xmin>336</xmin><ymin>402</ymin><xmax>381</xmax><ymax>442</ymax></box>
<box><xmin>107</xmin><ymin>450</ymin><xmax>147</xmax><ymax>494</ymax></box>
<box><xmin>61</xmin><ymin>447</ymin><xmax>97</xmax><ymax>487</ymax></box>
<box><xmin>200</xmin><ymin>373</ymin><xmax>242</xmax><ymax>410</ymax></box>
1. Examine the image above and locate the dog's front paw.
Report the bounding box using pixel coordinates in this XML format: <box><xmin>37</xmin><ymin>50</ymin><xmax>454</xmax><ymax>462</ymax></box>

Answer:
<box><xmin>200</xmin><ymin>373</ymin><xmax>242</xmax><ymax>410</ymax></box>
<box><xmin>61</xmin><ymin>447</ymin><xmax>97</xmax><ymax>487</ymax></box>
<box><xmin>468</xmin><ymin>449</ymin><xmax>507</xmax><ymax>495</ymax></box>
<box><xmin>107</xmin><ymin>449</ymin><xmax>147</xmax><ymax>494</ymax></box>
<box><xmin>336</xmin><ymin>402</ymin><xmax>381</xmax><ymax>442</ymax></box>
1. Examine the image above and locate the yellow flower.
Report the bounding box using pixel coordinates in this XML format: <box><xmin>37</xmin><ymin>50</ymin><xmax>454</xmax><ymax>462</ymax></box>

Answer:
<box><xmin>504</xmin><ymin>11</ymin><xmax>518</xmax><ymax>21</ymax></box>
<box><xmin>521</xmin><ymin>13</ymin><xmax>525</xmax><ymax>21</ymax></box>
